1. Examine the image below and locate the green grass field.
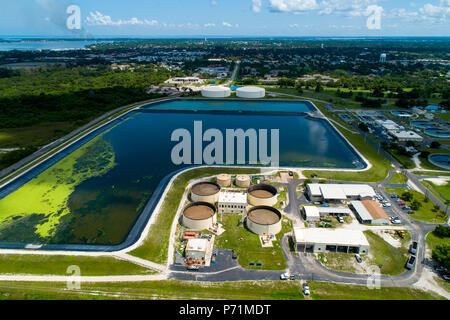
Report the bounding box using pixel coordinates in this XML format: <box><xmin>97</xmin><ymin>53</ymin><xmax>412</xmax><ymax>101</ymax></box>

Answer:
<box><xmin>214</xmin><ymin>214</ymin><xmax>292</xmax><ymax>270</ymax></box>
<box><xmin>129</xmin><ymin>167</ymin><xmax>261</xmax><ymax>264</ymax></box>
<box><xmin>0</xmin><ymin>255</ymin><xmax>154</xmax><ymax>276</ymax></box>
<box><xmin>426</xmin><ymin>230</ymin><xmax>450</xmax><ymax>252</ymax></box>
<box><xmin>388</xmin><ymin>172</ymin><xmax>408</xmax><ymax>184</ymax></box>
<box><xmin>385</xmin><ymin>187</ymin><xmax>448</xmax><ymax>224</ymax></box>
<box><xmin>0</xmin><ymin>280</ymin><xmax>443</xmax><ymax>300</ymax></box>
<box><xmin>364</xmin><ymin>230</ymin><xmax>410</xmax><ymax>275</ymax></box>
<box><xmin>424</xmin><ymin>180</ymin><xmax>450</xmax><ymax>201</ymax></box>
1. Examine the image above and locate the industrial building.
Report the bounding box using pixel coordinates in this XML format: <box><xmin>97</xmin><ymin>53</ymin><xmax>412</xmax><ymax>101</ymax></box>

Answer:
<box><xmin>236</xmin><ymin>86</ymin><xmax>265</xmax><ymax>98</ymax></box>
<box><xmin>201</xmin><ymin>86</ymin><xmax>231</xmax><ymax>98</ymax></box>
<box><xmin>185</xmin><ymin>238</ymin><xmax>208</xmax><ymax>261</ymax></box>
<box><xmin>216</xmin><ymin>174</ymin><xmax>232</xmax><ymax>187</ymax></box>
<box><xmin>235</xmin><ymin>175</ymin><xmax>251</xmax><ymax>187</ymax></box>
<box><xmin>306</xmin><ymin>184</ymin><xmax>376</xmax><ymax>203</ymax></box>
<box><xmin>247</xmin><ymin>184</ymin><xmax>278</xmax><ymax>206</ymax></box>
<box><xmin>218</xmin><ymin>191</ymin><xmax>247</xmax><ymax>215</ymax></box>
<box><xmin>350</xmin><ymin>200</ymin><xmax>390</xmax><ymax>225</ymax></box>
<box><xmin>293</xmin><ymin>228</ymin><xmax>370</xmax><ymax>254</ymax></box>
<box><xmin>246</xmin><ymin>206</ymin><xmax>282</xmax><ymax>236</ymax></box>
<box><xmin>182</xmin><ymin>202</ymin><xmax>217</xmax><ymax>230</ymax></box>
<box><xmin>191</xmin><ymin>181</ymin><xmax>221</xmax><ymax>204</ymax></box>
<box><xmin>302</xmin><ymin>206</ymin><xmax>352</xmax><ymax>222</ymax></box>
<box><xmin>388</xmin><ymin>130</ymin><xmax>424</xmax><ymax>142</ymax></box>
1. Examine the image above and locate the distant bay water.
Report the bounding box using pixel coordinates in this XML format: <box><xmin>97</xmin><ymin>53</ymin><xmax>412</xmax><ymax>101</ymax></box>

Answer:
<box><xmin>0</xmin><ymin>39</ymin><xmax>112</xmax><ymax>51</ymax></box>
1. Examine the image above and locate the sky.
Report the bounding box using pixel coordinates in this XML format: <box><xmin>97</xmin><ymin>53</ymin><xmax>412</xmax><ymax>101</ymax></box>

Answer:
<box><xmin>0</xmin><ymin>0</ymin><xmax>450</xmax><ymax>37</ymax></box>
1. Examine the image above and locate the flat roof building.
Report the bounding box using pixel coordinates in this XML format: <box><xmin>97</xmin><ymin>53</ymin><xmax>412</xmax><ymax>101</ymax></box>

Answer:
<box><xmin>307</xmin><ymin>184</ymin><xmax>376</xmax><ymax>203</ymax></box>
<box><xmin>185</xmin><ymin>238</ymin><xmax>208</xmax><ymax>261</ymax></box>
<box><xmin>350</xmin><ymin>200</ymin><xmax>390</xmax><ymax>225</ymax></box>
<box><xmin>218</xmin><ymin>191</ymin><xmax>247</xmax><ymax>215</ymax></box>
<box><xmin>302</xmin><ymin>206</ymin><xmax>352</xmax><ymax>222</ymax></box>
<box><xmin>293</xmin><ymin>228</ymin><xmax>370</xmax><ymax>254</ymax></box>
<box><xmin>388</xmin><ymin>130</ymin><xmax>424</xmax><ymax>142</ymax></box>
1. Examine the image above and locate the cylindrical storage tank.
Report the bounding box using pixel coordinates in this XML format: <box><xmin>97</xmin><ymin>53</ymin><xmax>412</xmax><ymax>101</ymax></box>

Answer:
<box><xmin>246</xmin><ymin>206</ymin><xmax>282</xmax><ymax>235</ymax></box>
<box><xmin>202</xmin><ymin>86</ymin><xmax>231</xmax><ymax>98</ymax></box>
<box><xmin>191</xmin><ymin>181</ymin><xmax>221</xmax><ymax>204</ymax></box>
<box><xmin>236</xmin><ymin>86</ymin><xmax>265</xmax><ymax>99</ymax></box>
<box><xmin>235</xmin><ymin>175</ymin><xmax>251</xmax><ymax>188</ymax></box>
<box><xmin>182</xmin><ymin>201</ymin><xmax>217</xmax><ymax>230</ymax></box>
<box><xmin>216</xmin><ymin>174</ymin><xmax>231</xmax><ymax>187</ymax></box>
<box><xmin>247</xmin><ymin>183</ymin><xmax>278</xmax><ymax>206</ymax></box>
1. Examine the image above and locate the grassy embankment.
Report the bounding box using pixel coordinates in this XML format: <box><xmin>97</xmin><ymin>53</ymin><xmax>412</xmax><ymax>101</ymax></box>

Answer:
<box><xmin>388</xmin><ymin>172</ymin><xmax>408</xmax><ymax>184</ymax></box>
<box><xmin>129</xmin><ymin>167</ymin><xmax>261</xmax><ymax>264</ymax></box>
<box><xmin>301</xmin><ymin>102</ymin><xmax>391</xmax><ymax>182</ymax></box>
<box><xmin>0</xmin><ymin>136</ymin><xmax>116</xmax><ymax>240</ymax></box>
<box><xmin>385</xmin><ymin>187</ymin><xmax>448</xmax><ymax>224</ymax></box>
<box><xmin>0</xmin><ymin>280</ymin><xmax>443</xmax><ymax>300</ymax></box>
<box><xmin>0</xmin><ymin>255</ymin><xmax>153</xmax><ymax>276</ymax></box>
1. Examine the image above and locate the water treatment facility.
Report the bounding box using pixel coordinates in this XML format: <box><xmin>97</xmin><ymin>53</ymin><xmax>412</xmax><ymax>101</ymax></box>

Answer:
<box><xmin>0</xmin><ymin>98</ymin><xmax>370</xmax><ymax>251</ymax></box>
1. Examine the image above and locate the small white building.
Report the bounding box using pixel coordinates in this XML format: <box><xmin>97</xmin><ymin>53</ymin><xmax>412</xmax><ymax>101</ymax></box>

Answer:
<box><xmin>293</xmin><ymin>228</ymin><xmax>370</xmax><ymax>254</ymax></box>
<box><xmin>302</xmin><ymin>206</ymin><xmax>352</xmax><ymax>222</ymax></box>
<box><xmin>185</xmin><ymin>238</ymin><xmax>208</xmax><ymax>261</ymax></box>
<box><xmin>303</xmin><ymin>206</ymin><xmax>321</xmax><ymax>222</ymax></box>
<box><xmin>218</xmin><ymin>191</ymin><xmax>247</xmax><ymax>214</ymax></box>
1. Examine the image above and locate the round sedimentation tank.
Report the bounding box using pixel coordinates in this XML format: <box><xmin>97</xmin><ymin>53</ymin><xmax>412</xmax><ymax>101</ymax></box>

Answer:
<box><xmin>191</xmin><ymin>181</ymin><xmax>221</xmax><ymax>204</ymax></box>
<box><xmin>235</xmin><ymin>175</ymin><xmax>251</xmax><ymax>188</ymax></box>
<box><xmin>202</xmin><ymin>86</ymin><xmax>231</xmax><ymax>98</ymax></box>
<box><xmin>247</xmin><ymin>184</ymin><xmax>278</xmax><ymax>206</ymax></box>
<box><xmin>246</xmin><ymin>206</ymin><xmax>282</xmax><ymax>235</ymax></box>
<box><xmin>216</xmin><ymin>174</ymin><xmax>231</xmax><ymax>187</ymax></box>
<box><xmin>236</xmin><ymin>86</ymin><xmax>265</xmax><ymax>99</ymax></box>
<box><xmin>182</xmin><ymin>202</ymin><xmax>217</xmax><ymax>230</ymax></box>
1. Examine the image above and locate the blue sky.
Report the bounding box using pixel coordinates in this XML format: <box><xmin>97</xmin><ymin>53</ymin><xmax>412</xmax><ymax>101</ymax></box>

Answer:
<box><xmin>1</xmin><ymin>0</ymin><xmax>450</xmax><ymax>37</ymax></box>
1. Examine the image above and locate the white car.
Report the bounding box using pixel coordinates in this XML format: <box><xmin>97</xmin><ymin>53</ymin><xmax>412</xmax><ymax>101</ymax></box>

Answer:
<box><xmin>383</xmin><ymin>203</ymin><xmax>392</xmax><ymax>207</ymax></box>
<box><xmin>303</xmin><ymin>283</ymin><xmax>310</xmax><ymax>296</ymax></box>
<box><xmin>280</xmin><ymin>272</ymin><xmax>289</xmax><ymax>280</ymax></box>
<box><xmin>391</xmin><ymin>218</ymin><xmax>402</xmax><ymax>225</ymax></box>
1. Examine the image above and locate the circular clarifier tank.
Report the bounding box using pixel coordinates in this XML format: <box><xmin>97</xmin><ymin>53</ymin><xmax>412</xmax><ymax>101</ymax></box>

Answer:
<box><xmin>247</xmin><ymin>183</ymin><xmax>278</xmax><ymax>206</ymax></box>
<box><xmin>191</xmin><ymin>181</ymin><xmax>221</xmax><ymax>204</ymax></box>
<box><xmin>246</xmin><ymin>206</ymin><xmax>282</xmax><ymax>235</ymax></box>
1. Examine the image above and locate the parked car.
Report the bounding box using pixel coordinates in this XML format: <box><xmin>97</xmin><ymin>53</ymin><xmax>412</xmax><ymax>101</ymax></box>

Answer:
<box><xmin>337</xmin><ymin>216</ymin><xmax>344</xmax><ymax>223</ymax></box>
<box><xmin>391</xmin><ymin>217</ymin><xmax>402</xmax><ymax>225</ymax></box>
<box><xmin>290</xmin><ymin>274</ymin><xmax>296</xmax><ymax>280</ymax></box>
<box><xmin>434</xmin><ymin>265</ymin><xmax>448</xmax><ymax>273</ymax></box>
<box><xmin>355</xmin><ymin>254</ymin><xmax>362</xmax><ymax>263</ymax></box>
<box><xmin>403</xmin><ymin>206</ymin><xmax>411</xmax><ymax>210</ymax></box>
<box><xmin>409</xmin><ymin>241</ymin><xmax>418</xmax><ymax>255</ymax></box>
<box><xmin>407</xmin><ymin>210</ymin><xmax>415</xmax><ymax>215</ymax></box>
<box><xmin>280</xmin><ymin>272</ymin><xmax>289</xmax><ymax>280</ymax></box>
<box><xmin>391</xmin><ymin>194</ymin><xmax>398</xmax><ymax>199</ymax></box>
<box><xmin>383</xmin><ymin>203</ymin><xmax>392</xmax><ymax>207</ymax></box>
<box><xmin>406</xmin><ymin>256</ymin><xmax>416</xmax><ymax>270</ymax></box>
<box><xmin>398</xmin><ymin>202</ymin><xmax>406</xmax><ymax>206</ymax></box>
<box><xmin>187</xmin><ymin>265</ymin><xmax>200</xmax><ymax>271</ymax></box>
<box><xmin>303</xmin><ymin>283</ymin><xmax>310</xmax><ymax>296</ymax></box>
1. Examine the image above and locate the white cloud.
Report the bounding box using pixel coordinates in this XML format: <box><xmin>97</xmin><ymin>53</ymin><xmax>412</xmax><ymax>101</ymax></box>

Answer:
<box><xmin>211</xmin><ymin>0</ymin><xmax>218</xmax><ymax>5</ymax></box>
<box><xmin>319</xmin><ymin>0</ymin><xmax>381</xmax><ymax>16</ymax></box>
<box><xmin>204</xmin><ymin>23</ymin><xmax>216</xmax><ymax>27</ymax></box>
<box><xmin>222</xmin><ymin>21</ymin><xmax>233</xmax><ymax>27</ymax></box>
<box><xmin>86</xmin><ymin>11</ymin><xmax>159</xmax><ymax>26</ymax></box>
<box><xmin>252</xmin><ymin>0</ymin><xmax>262</xmax><ymax>12</ymax></box>
<box><xmin>269</xmin><ymin>0</ymin><xmax>318</xmax><ymax>12</ymax></box>
<box><xmin>389</xmin><ymin>1</ymin><xmax>450</xmax><ymax>24</ymax></box>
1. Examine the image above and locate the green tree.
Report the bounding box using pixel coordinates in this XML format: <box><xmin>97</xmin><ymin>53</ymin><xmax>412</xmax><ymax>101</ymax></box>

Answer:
<box><xmin>432</xmin><ymin>244</ymin><xmax>450</xmax><ymax>269</ymax></box>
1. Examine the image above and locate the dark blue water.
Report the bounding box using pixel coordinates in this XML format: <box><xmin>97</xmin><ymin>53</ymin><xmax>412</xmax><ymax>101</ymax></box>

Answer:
<box><xmin>429</xmin><ymin>154</ymin><xmax>450</xmax><ymax>169</ymax></box>
<box><xmin>0</xmin><ymin>99</ymin><xmax>365</xmax><ymax>246</ymax></box>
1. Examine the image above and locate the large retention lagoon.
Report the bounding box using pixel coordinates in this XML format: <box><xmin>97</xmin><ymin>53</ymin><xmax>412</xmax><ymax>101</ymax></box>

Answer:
<box><xmin>0</xmin><ymin>99</ymin><xmax>367</xmax><ymax>251</ymax></box>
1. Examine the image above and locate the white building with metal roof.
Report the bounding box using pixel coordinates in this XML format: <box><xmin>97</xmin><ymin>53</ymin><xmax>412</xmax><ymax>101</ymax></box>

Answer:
<box><xmin>307</xmin><ymin>184</ymin><xmax>376</xmax><ymax>203</ymax></box>
<box><xmin>293</xmin><ymin>228</ymin><xmax>370</xmax><ymax>254</ymax></box>
<box><xmin>302</xmin><ymin>206</ymin><xmax>352</xmax><ymax>222</ymax></box>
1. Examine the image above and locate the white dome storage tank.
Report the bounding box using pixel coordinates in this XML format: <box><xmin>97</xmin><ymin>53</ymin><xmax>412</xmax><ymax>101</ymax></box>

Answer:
<box><xmin>236</xmin><ymin>86</ymin><xmax>265</xmax><ymax>99</ymax></box>
<box><xmin>202</xmin><ymin>86</ymin><xmax>231</xmax><ymax>98</ymax></box>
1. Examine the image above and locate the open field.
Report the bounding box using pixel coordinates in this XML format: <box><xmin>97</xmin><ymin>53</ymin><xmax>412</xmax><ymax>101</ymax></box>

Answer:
<box><xmin>0</xmin><ymin>255</ymin><xmax>153</xmax><ymax>276</ymax></box>
<box><xmin>214</xmin><ymin>214</ymin><xmax>292</xmax><ymax>270</ymax></box>
<box><xmin>385</xmin><ymin>187</ymin><xmax>448</xmax><ymax>224</ymax></box>
<box><xmin>309</xmin><ymin>282</ymin><xmax>444</xmax><ymax>300</ymax></box>
<box><xmin>129</xmin><ymin>167</ymin><xmax>261</xmax><ymax>264</ymax></box>
<box><xmin>364</xmin><ymin>230</ymin><xmax>410</xmax><ymax>275</ymax></box>
<box><xmin>389</xmin><ymin>172</ymin><xmax>408</xmax><ymax>184</ymax></box>
<box><xmin>426</xmin><ymin>230</ymin><xmax>450</xmax><ymax>252</ymax></box>
<box><xmin>0</xmin><ymin>280</ymin><xmax>443</xmax><ymax>300</ymax></box>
